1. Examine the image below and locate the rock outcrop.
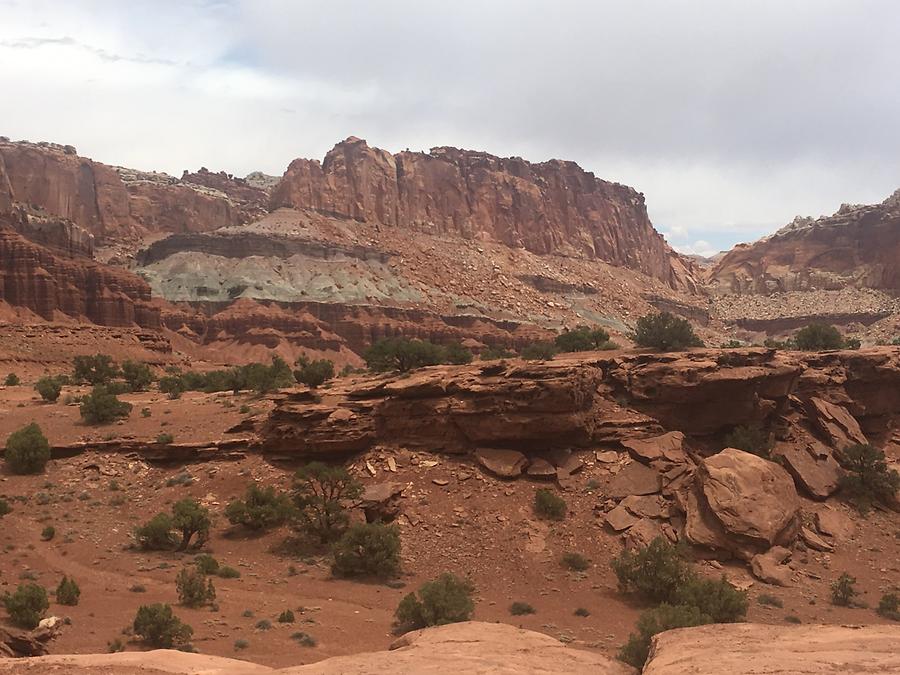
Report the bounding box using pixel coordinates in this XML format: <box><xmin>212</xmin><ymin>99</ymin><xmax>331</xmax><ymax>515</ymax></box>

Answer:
<box><xmin>0</xmin><ymin>215</ymin><xmax>160</xmax><ymax>327</ymax></box>
<box><xmin>709</xmin><ymin>188</ymin><xmax>900</xmax><ymax>295</ymax></box>
<box><xmin>271</xmin><ymin>137</ymin><xmax>699</xmax><ymax>292</ymax></box>
<box><xmin>0</xmin><ymin>622</ymin><xmax>630</xmax><ymax>674</ymax></box>
<box><xmin>644</xmin><ymin>623</ymin><xmax>900</xmax><ymax>674</ymax></box>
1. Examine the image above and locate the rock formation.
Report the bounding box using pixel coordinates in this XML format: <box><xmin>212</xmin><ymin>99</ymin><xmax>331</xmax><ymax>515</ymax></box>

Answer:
<box><xmin>709</xmin><ymin>188</ymin><xmax>900</xmax><ymax>295</ymax></box>
<box><xmin>271</xmin><ymin>137</ymin><xmax>699</xmax><ymax>292</ymax></box>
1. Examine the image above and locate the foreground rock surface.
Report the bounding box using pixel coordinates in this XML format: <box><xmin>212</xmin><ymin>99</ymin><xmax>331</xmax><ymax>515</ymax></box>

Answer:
<box><xmin>0</xmin><ymin>622</ymin><xmax>630</xmax><ymax>674</ymax></box>
<box><xmin>644</xmin><ymin>623</ymin><xmax>900</xmax><ymax>674</ymax></box>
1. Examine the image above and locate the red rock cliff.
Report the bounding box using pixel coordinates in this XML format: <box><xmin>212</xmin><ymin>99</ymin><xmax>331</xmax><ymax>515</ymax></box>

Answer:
<box><xmin>709</xmin><ymin>189</ymin><xmax>900</xmax><ymax>295</ymax></box>
<box><xmin>271</xmin><ymin>137</ymin><xmax>698</xmax><ymax>292</ymax></box>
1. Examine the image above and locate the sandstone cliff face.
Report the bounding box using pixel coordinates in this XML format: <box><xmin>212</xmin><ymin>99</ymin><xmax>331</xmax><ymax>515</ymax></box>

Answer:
<box><xmin>709</xmin><ymin>189</ymin><xmax>900</xmax><ymax>295</ymax></box>
<box><xmin>0</xmin><ymin>140</ymin><xmax>260</xmax><ymax>243</ymax></box>
<box><xmin>271</xmin><ymin>137</ymin><xmax>698</xmax><ymax>292</ymax></box>
<box><xmin>0</xmin><ymin>215</ymin><xmax>159</xmax><ymax>327</ymax></box>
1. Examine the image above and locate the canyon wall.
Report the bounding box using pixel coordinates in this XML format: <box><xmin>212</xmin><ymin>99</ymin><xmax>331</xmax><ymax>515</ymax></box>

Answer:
<box><xmin>710</xmin><ymin>189</ymin><xmax>900</xmax><ymax>295</ymax></box>
<box><xmin>271</xmin><ymin>137</ymin><xmax>698</xmax><ymax>292</ymax></box>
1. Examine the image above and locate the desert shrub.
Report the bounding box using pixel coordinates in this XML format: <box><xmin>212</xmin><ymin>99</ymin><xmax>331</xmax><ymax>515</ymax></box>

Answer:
<box><xmin>156</xmin><ymin>433</ymin><xmax>174</xmax><ymax>444</ymax></box>
<box><xmin>331</xmin><ymin>522</ymin><xmax>401</xmax><ymax>579</ymax></box>
<box><xmin>140</xmin><ymin>407</ymin><xmax>152</xmax><ymax>417</ymax></box>
<box><xmin>34</xmin><ymin>376</ymin><xmax>63</xmax><ymax>402</ymax></box>
<box><xmin>4</xmin><ymin>373</ymin><xmax>19</xmax><ymax>386</ymax></box>
<box><xmin>674</xmin><ymin>575</ymin><xmax>748</xmax><ymax>623</ymax></box>
<box><xmin>3</xmin><ymin>583</ymin><xmax>49</xmax><ymax>628</ymax></box>
<box><xmin>133</xmin><ymin>603</ymin><xmax>193</xmax><ymax>648</ymax></box>
<box><xmin>877</xmin><ymin>593</ymin><xmax>900</xmax><ymax>621</ymax></box>
<box><xmin>831</xmin><ymin>573</ymin><xmax>858</xmax><ymax>606</ymax></box>
<box><xmin>56</xmin><ymin>576</ymin><xmax>80</xmax><ymax>606</ymax></box>
<box><xmin>757</xmin><ymin>593</ymin><xmax>783</xmax><ymax>608</ymax></box>
<box><xmin>176</xmin><ymin>568</ymin><xmax>216</xmax><ymax>608</ymax></box>
<box><xmin>293</xmin><ymin>462</ymin><xmax>362</xmax><ymax>543</ymax></box>
<box><xmin>242</xmin><ymin>356</ymin><xmax>295</xmax><ymax>394</ymax></box>
<box><xmin>194</xmin><ymin>554</ymin><xmax>220</xmax><ymax>575</ymax></box>
<box><xmin>443</xmin><ymin>342</ymin><xmax>474</xmax><ymax>365</ymax></box>
<box><xmin>73</xmin><ymin>354</ymin><xmax>119</xmax><ymax>385</ymax></box>
<box><xmin>723</xmin><ymin>425</ymin><xmax>771</xmax><ymax>457</ymax></box>
<box><xmin>122</xmin><ymin>360</ymin><xmax>154</xmax><ymax>392</ymax></box>
<box><xmin>619</xmin><ymin>603</ymin><xmax>711</xmax><ymax>668</ymax></box>
<box><xmin>0</xmin><ymin>499</ymin><xmax>10</xmax><ymax>517</ymax></box>
<box><xmin>158</xmin><ymin>375</ymin><xmax>186</xmax><ymax>400</ymax></box>
<box><xmin>839</xmin><ymin>443</ymin><xmax>900</xmax><ymax>512</ymax></box>
<box><xmin>574</xmin><ymin>607</ymin><xmax>591</xmax><ymax>617</ymax></box>
<box><xmin>480</xmin><ymin>346</ymin><xmax>515</xmax><ymax>360</ymax></box>
<box><xmin>239</xmin><ymin>404</ymin><xmax>251</xmax><ymax>414</ymax></box>
<box><xmin>794</xmin><ymin>323</ymin><xmax>845</xmax><ymax>351</ymax></box>
<box><xmin>364</xmin><ymin>337</ymin><xmax>445</xmax><ymax>372</ymax></box>
<box><xmin>632</xmin><ymin>312</ymin><xmax>703</xmax><ymax>351</ymax></box>
<box><xmin>554</xmin><ymin>325</ymin><xmax>611</xmax><ymax>352</ymax></box>
<box><xmin>509</xmin><ymin>601</ymin><xmax>535</xmax><ymax>615</ymax></box>
<box><xmin>255</xmin><ymin>618</ymin><xmax>272</xmax><ymax>630</ymax></box>
<box><xmin>134</xmin><ymin>513</ymin><xmax>175</xmax><ymax>550</ymax></box>
<box><xmin>721</xmin><ymin>340</ymin><xmax>744</xmax><ymax>348</ymax></box>
<box><xmin>225</xmin><ymin>484</ymin><xmax>293</xmax><ymax>531</ymax></box>
<box><xmin>4</xmin><ymin>422</ymin><xmax>51</xmax><ymax>474</ymax></box>
<box><xmin>172</xmin><ymin>498</ymin><xmax>211</xmax><ymax>551</ymax></box>
<box><xmin>79</xmin><ymin>385</ymin><xmax>132</xmax><ymax>425</ymax></box>
<box><xmin>534</xmin><ymin>488</ymin><xmax>566</xmax><ymax>520</ymax></box>
<box><xmin>293</xmin><ymin>356</ymin><xmax>335</xmax><ymax>388</ymax></box>
<box><xmin>393</xmin><ymin>573</ymin><xmax>475</xmax><ymax>634</ymax></box>
<box><xmin>234</xmin><ymin>638</ymin><xmax>249</xmax><ymax>650</ymax></box>
<box><xmin>277</xmin><ymin>609</ymin><xmax>295</xmax><ymax>623</ymax></box>
<box><xmin>292</xmin><ymin>631</ymin><xmax>317</xmax><ymax>646</ymax></box>
<box><xmin>520</xmin><ymin>341</ymin><xmax>557</xmax><ymax>361</ymax></box>
<box><xmin>108</xmin><ymin>637</ymin><xmax>125</xmax><ymax>652</ymax></box>
<box><xmin>844</xmin><ymin>337</ymin><xmax>862</xmax><ymax>350</ymax></box>
<box><xmin>785</xmin><ymin>614</ymin><xmax>802</xmax><ymax>624</ymax></box>
<box><xmin>561</xmin><ymin>552</ymin><xmax>590</xmax><ymax>571</ymax></box>
<box><xmin>764</xmin><ymin>337</ymin><xmax>795</xmax><ymax>350</ymax></box>
<box><xmin>612</xmin><ymin>537</ymin><xmax>693</xmax><ymax>604</ymax></box>
<box><xmin>41</xmin><ymin>526</ymin><xmax>55</xmax><ymax>541</ymax></box>
<box><xmin>217</xmin><ymin>566</ymin><xmax>241</xmax><ymax>579</ymax></box>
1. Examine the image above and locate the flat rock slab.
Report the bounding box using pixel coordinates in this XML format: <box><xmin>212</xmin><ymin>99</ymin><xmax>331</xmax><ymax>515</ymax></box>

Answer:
<box><xmin>621</xmin><ymin>431</ymin><xmax>687</xmax><ymax>465</ymax></box>
<box><xmin>607</xmin><ymin>461</ymin><xmax>661</xmax><ymax>498</ymax></box>
<box><xmin>526</xmin><ymin>457</ymin><xmax>556</xmax><ymax>478</ymax></box>
<box><xmin>774</xmin><ymin>440</ymin><xmax>842</xmax><ymax>499</ymax></box>
<box><xmin>815</xmin><ymin>507</ymin><xmax>856</xmax><ymax>541</ymax></box>
<box><xmin>474</xmin><ymin>448</ymin><xmax>528</xmax><ymax>478</ymax></box>
<box><xmin>605</xmin><ymin>505</ymin><xmax>640</xmax><ymax>531</ymax></box>
<box><xmin>644</xmin><ymin>623</ymin><xmax>900</xmax><ymax>674</ymax></box>
<box><xmin>620</xmin><ymin>494</ymin><xmax>667</xmax><ymax>519</ymax></box>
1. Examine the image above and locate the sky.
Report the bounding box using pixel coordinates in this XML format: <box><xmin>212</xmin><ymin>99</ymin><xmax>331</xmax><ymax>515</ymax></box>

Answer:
<box><xmin>1</xmin><ymin>1</ymin><xmax>898</xmax><ymax>256</ymax></box>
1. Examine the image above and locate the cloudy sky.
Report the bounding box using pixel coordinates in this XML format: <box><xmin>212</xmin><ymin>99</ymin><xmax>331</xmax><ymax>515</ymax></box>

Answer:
<box><xmin>2</xmin><ymin>0</ymin><xmax>898</xmax><ymax>255</ymax></box>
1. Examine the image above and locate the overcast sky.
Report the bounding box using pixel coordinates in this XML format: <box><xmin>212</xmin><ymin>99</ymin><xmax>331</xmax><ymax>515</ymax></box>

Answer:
<box><xmin>2</xmin><ymin>0</ymin><xmax>898</xmax><ymax>255</ymax></box>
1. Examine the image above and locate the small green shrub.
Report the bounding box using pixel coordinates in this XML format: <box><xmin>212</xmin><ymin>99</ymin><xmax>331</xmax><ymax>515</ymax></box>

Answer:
<box><xmin>794</xmin><ymin>323</ymin><xmax>845</xmax><ymax>351</ymax></box>
<box><xmin>255</xmin><ymin>619</ymin><xmax>272</xmax><ymax>631</ymax></box>
<box><xmin>234</xmin><ymin>638</ymin><xmax>249</xmax><ymax>650</ymax></box>
<box><xmin>41</xmin><ymin>525</ymin><xmax>55</xmax><ymax>541</ymax></box>
<box><xmin>0</xmin><ymin>499</ymin><xmax>10</xmax><ymax>517</ymax></box>
<box><xmin>480</xmin><ymin>346</ymin><xmax>516</xmax><ymax>360</ymax></box>
<box><xmin>293</xmin><ymin>356</ymin><xmax>335</xmax><ymax>388</ymax></box>
<box><xmin>520</xmin><ymin>342</ymin><xmax>557</xmax><ymax>361</ymax></box>
<box><xmin>133</xmin><ymin>603</ymin><xmax>193</xmax><ymax>648</ymax></box>
<box><xmin>619</xmin><ymin>603</ymin><xmax>711</xmax><ymax>668</ymax></box>
<box><xmin>56</xmin><ymin>576</ymin><xmax>80</xmax><ymax>606</ymax></box>
<box><xmin>331</xmin><ymin>522</ymin><xmax>401</xmax><ymax>579</ymax></box>
<box><xmin>141</xmin><ymin>407</ymin><xmax>152</xmax><ymax>417</ymax></box>
<box><xmin>3</xmin><ymin>583</ymin><xmax>49</xmax><ymax>628</ymax></box>
<box><xmin>158</xmin><ymin>375</ymin><xmax>186</xmax><ymax>399</ymax></box>
<box><xmin>443</xmin><ymin>342</ymin><xmax>474</xmax><ymax>365</ymax></box>
<box><xmin>831</xmin><ymin>573</ymin><xmax>858</xmax><ymax>606</ymax></box>
<box><xmin>612</xmin><ymin>537</ymin><xmax>692</xmax><ymax>604</ymax></box>
<box><xmin>4</xmin><ymin>422</ymin><xmax>51</xmax><ymax>474</ymax></box>
<box><xmin>277</xmin><ymin>609</ymin><xmax>295</xmax><ymax>623</ymax></box>
<box><xmin>135</xmin><ymin>513</ymin><xmax>175</xmax><ymax>550</ymax></box>
<box><xmin>73</xmin><ymin>354</ymin><xmax>120</xmax><ymax>385</ymax></box>
<box><xmin>239</xmin><ymin>404</ymin><xmax>251</xmax><ymax>414</ymax></box>
<box><xmin>293</xmin><ymin>462</ymin><xmax>362</xmax><ymax>543</ymax></box>
<box><xmin>757</xmin><ymin>593</ymin><xmax>783</xmax><ymax>608</ymax></box>
<box><xmin>130</xmin><ymin>584</ymin><xmax>147</xmax><ymax>593</ymax></box>
<box><xmin>291</xmin><ymin>631</ymin><xmax>317</xmax><ymax>647</ymax></box>
<box><xmin>35</xmin><ymin>376</ymin><xmax>63</xmax><ymax>402</ymax></box>
<box><xmin>723</xmin><ymin>425</ymin><xmax>771</xmax><ymax>457</ymax></box>
<box><xmin>877</xmin><ymin>593</ymin><xmax>900</xmax><ymax>621</ymax></box>
<box><xmin>225</xmin><ymin>484</ymin><xmax>293</xmax><ymax>531</ymax></box>
<box><xmin>533</xmin><ymin>488</ymin><xmax>566</xmax><ymax>520</ymax></box>
<box><xmin>217</xmin><ymin>566</ymin><xmax>241</xmax><ymax>579</ymax></box>
<box><xmin>363</xmin><ymin>338</ymin><xmax>446</xmax><ymax>372</ymax></box>
<box><xmin>194</xmin><ymin>554</ymin><xmax>220</xmax><ymax>575</ymax></box>
<box><xmin>554</xmin><ymin>325</ymin><xmax>611</xmax><ymax>352</ymax></box>
<box><xmin>840</xmin><ymin>443</ymin><xmax>900</xmax><ymax>512</ymax></box>
<box><xmin>632</xmin><ymin>312</ymin><xmax>703</xmax><ymax>351</ymax></box>
<box><xmin>156</xmin><ymin>433</ymin><xmax>174</xmax><ymax>444</ymax></box>
<box><xmin>4</xmin><ymin>373</ymin><xmax>20</xmax><ymax>386</ymax></box>
<box><xmin>785</xmin><ymin>614</ymin><xmax>802</xmax><ymax>624</ymax></box>
<box><xmin>561</xmin><ymin>552</ymin><xmax>590</xmax><ymax>571</ymax></box>
<box><xmin>509</xmin><ymin>601</ymin><xmax>535</xmax><ymax>615</ymax></box>
<box><xmin>121</xmin><ymin>360</ymin><xmax>153</xmax><ymax>392</ymax></box>
<box><xmin>393</xmin><ymin>573</ymin><xmax>475</xmax><ymax>634</ymax></box>
<box><xmin>176</xmin><ymin>568</ymin><xmax>216</xmax><ymax>608</ymax></box>
<box><xmin>574</xmin><ymin>607</ymin><xmax>590</xmax><ymax>617</ymax></box>
<box><xmin>79</xmin><ymin>385</ymin><xmax>132</xmax><ymax>425</ymax></box>
<box><xmin>108</xmin><ymin>637</ymin><xmax>125</xmax><ymax>652</ymax></box>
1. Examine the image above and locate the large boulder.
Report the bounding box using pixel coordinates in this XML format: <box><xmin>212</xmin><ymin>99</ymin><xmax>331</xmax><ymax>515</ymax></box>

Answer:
<box><xmin>644</xmin><ymin>623</ymin><xmax>900</xmax><ymax>674</ymax></box>
<box><xmin>686</xmin><ymin>448</ymin><xmax>800</xmax><ymax>559</ymax></box>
